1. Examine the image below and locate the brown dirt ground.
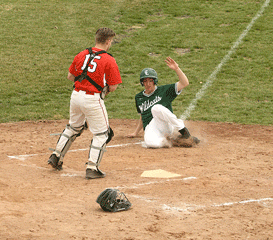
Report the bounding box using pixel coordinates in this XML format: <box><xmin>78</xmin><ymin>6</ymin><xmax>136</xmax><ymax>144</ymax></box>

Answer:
<box><xmin>0</xmin><ymin>119</ymin><xmax>272</xmax><ymax>240</ymax></box>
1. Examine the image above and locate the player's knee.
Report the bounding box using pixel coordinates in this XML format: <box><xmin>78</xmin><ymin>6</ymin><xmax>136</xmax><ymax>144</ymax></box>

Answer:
<box><xmin>93</xmin><ymin>127</ymin><xmax>114</xmax><ymax>145</ymax></box>
<box><xmin>67</xmin><ymin>124</ymin><xmax>85</xmax><ymax>137</ymax></box>
<box><xmin>151</xmin><ymin>104</ymin><xmax>162</xmax><ymax>114</ymax></box>
<box><xmin>52</xmin><ymin>124</ymin><xmax>85</xmax><ymax>160</ymax></box>
<box><xmin>151</xmin><ymin>104</ymin><xmax>168</xmax><ymax>116</ymax></box>
<box><xmin>93</xmin><ymin>133</ymin><xmax>108</xmax><ymax>146</ymax></box>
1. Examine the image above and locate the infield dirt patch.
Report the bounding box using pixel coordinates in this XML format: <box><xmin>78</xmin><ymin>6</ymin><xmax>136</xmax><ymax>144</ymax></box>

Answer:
<box><xmin>0</xmin><ymin>119</ymin><xmax>272</xmax><ymax>239</ymax></box>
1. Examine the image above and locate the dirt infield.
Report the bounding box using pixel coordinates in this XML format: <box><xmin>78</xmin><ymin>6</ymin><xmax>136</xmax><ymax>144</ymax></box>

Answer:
<box><xmin>0</xmin><ymin>119</ymin><xmax>272</xmax><ymax>240</ymax></box>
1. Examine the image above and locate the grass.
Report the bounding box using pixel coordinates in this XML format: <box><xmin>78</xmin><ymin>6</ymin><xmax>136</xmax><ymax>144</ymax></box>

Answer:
<box><xmin>0</xmin><ymin>0</ymin><xmax>272</xmax><ymax>125</ymax></box>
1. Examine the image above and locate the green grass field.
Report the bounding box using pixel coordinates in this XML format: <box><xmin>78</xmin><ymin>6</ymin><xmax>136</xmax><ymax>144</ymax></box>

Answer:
<box><xmin>0</xmin><ymin>0</ymin><xmax>272</xmax><ymax>125</ymax></box>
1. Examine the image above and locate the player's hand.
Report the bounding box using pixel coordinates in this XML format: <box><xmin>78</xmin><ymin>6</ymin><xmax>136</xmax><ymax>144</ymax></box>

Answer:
<box><xmin>165</xmin><ymin>57</ymin><xmax>179</xmax><ymax>70</ymax></box>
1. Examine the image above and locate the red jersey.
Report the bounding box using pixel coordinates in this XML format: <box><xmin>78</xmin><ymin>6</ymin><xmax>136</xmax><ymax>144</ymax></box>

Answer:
<box><xmin>69</xmin><ymin>47</ymin><xmax>122</xmax><ymax>93</ymax></box>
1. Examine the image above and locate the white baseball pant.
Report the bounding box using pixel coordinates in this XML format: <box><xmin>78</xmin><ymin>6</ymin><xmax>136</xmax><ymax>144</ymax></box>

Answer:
<box><xmin>144</xmin><ymin>104</ymin><xmax>185</xmax><ymax>148</ymax></box>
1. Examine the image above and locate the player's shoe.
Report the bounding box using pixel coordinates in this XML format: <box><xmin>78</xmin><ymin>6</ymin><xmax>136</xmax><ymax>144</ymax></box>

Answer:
<box><xmin>48</xmin><ymin>154</ymin><xmax>63</xmax><ymax>170</ymax></box>
<box><xmin>172</xmin><ymin>135</ymin><xmax>200</xmax><ymax>148</ymax></box>
<box><xmin>86</xmin><ymin>168</ymin><xmax>106</xmax><ymax>179</ymax></box>
<box><xmin>191</xmin><ymin>136</ymin><xmax>200</xmax><ymax>144</ymax></box>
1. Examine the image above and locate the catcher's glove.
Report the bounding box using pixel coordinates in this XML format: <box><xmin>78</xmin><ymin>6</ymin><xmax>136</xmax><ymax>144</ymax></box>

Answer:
<box><xmin>100</xmin><ymin>85</ymin><xmax>109</xmax><ymax>100</ymax></box>
<box><xmin>96</xmin><ymin>188</ymin><xmax>132</xmax><ymax>212</ymax></box>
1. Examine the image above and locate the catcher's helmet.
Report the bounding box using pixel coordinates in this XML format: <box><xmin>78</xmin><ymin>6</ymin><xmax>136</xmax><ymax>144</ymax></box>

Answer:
<box><xmin>140</xmin><ymin>68</ymin><xmax>158</xmax><ymax>86</ymax></box>
<box><xmin>96</xmin><ymin>188</ymin><xmax>132</xmax><ymax>212</ymax></box>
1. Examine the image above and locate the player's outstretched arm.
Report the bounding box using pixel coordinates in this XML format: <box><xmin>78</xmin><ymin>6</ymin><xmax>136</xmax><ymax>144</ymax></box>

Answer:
<box><xmin>165</xmin><ymin>57</ymin><xmax>189</xmax><ymax>92</ymax></box>
<box><xmin>127</xmin><ymin>116</ymin><xmax>143</xmax><ymax>138</ymax></box>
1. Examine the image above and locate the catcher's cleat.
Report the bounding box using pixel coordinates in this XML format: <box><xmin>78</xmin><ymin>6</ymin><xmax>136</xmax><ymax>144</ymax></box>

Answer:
<box><xmin>48</xmin><ymin>154</ymin><xmax>63</xmax><ymax>170</ymax></box>
<box><xmin>172</xmin><ymin>135</ymin><xmax>200</xmax><ymax>148</ymax></box>
<box><xmin>86</xmin><ymin>168</ymin><xmax>106</xmax><ymax>179</ymax></box>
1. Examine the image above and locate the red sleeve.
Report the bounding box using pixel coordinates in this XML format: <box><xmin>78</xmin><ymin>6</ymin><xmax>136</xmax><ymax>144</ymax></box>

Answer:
<box><xmin>69</xmin><ymin>54</ymin><xmax>80</xmax><ymax>76</ymax></box>
<box><xmin>105</xmin><ymin>58</ymin><xmax>122</xmax><ymax>86</ymax></box>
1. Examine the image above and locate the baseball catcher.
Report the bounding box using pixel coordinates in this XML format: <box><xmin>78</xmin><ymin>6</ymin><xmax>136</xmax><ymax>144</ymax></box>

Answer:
<box><xmin>128</xmin><ymin>57</ymin><xmax>200</xmax><ymax>148</ymax></box>
<box><xmin>48</xmin><ymin>27</ymin><xmax>122</xmax><ymax>179</ymax></box>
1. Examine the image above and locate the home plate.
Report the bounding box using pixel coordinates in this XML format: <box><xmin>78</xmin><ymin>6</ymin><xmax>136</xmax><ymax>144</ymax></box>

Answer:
<box><xmin>141</xmin><ymin>169</ymin><xmax>181</xmax><ymax>178</ymax></box>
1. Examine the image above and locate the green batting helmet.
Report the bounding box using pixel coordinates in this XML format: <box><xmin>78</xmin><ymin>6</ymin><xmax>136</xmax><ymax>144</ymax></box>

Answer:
<box><xmin>140</xmin><ymin>68</ymin><xmax>158</xmax><ymax>86</ymax></box>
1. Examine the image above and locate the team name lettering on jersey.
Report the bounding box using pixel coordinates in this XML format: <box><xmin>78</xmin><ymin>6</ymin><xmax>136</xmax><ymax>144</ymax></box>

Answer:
<box><xmin>138</xmin><ymin>96</ymin><xmax>162</xmax><ymax>113</ymax></box>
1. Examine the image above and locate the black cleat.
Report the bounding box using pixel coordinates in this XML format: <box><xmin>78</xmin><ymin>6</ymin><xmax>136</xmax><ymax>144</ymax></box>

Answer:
<box><xmin>48</xmin><ymin>154</ymin><xmax>63</xmax><ymax>170</ymax></box>
<box><xmin>86</xmin><ymin>168</ymin><xmax>106</xmax><ymax>179</ymax></box>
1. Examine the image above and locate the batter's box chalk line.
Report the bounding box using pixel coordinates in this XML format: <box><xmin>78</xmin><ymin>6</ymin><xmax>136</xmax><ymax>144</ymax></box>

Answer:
<box><xmin>162</xmin><ymin>198</ymin><xmax>273</xmax><ymax>214</ymax></box>
<box><xmin>7</xmin><ymin>141</ymin><xmax>143</xmax><ymax>161</ymax></box>
<box><xmin>8</xmin><ymin>153</ymin><xmax>44</xmax><ymax>161</ymax></box>
<box><xmin>125</xmin><ymin>197</ymin><xmax>273</xmax><ymax>214</ymax></box>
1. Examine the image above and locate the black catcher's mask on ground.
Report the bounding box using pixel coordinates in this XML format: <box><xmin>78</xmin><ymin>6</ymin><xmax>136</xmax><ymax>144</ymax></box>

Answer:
<box><xmin>96</xmin><ymin>188</ymin><xmax>132</xmax><ymax>212</ymax></box>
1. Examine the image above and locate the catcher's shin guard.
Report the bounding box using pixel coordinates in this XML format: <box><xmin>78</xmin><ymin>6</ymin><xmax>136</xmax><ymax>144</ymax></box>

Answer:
<box><xmin>86</xmin><ymin>129</ymin><xmax>111</xmax><ymax>170</ymax></box>
<box><xmin>50</xmin><ymin>124</ymin><xmax>85</xmax><ymax>161</ymax></box>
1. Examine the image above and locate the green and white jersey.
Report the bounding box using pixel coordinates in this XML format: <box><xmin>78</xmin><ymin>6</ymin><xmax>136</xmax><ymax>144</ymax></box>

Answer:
<box><xmin>135</xmin><ymin>83</ymin><xmax>182</xmax><ymax>130</ymax></box>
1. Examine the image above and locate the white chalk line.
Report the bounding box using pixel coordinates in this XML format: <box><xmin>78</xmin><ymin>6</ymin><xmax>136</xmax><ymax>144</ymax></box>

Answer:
<box><xmin>128</xmin><ymin>194</ymin><xmax>273</xmax><ymax>213</ymax></box>
<box><xmin>7</xmin><ymin>141</ymin><xmax>143</xmax><ymax>161</ymax></box>
<box><xmin>19</xmin><ymin>163</ymin><xmax>49</xmax><ymax>170</ymax></box>
<box><xmin>7</xmin><ymin>141</ymin><xmax>143</xmax><ymax>177</ymax></box>
<box><xmin>161</xmin><ymin>198</ymin><xmax>273</xmax><ymax>214</ymax></box>
<box><xmin>180</xmin><ymin>0</ymin><xmax>271</xmax><ymax>120</ymax></box>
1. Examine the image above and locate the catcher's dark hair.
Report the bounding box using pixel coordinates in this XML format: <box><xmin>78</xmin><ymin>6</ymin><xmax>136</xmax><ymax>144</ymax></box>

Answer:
<box><xmin>96</xmin><ymin>27</ymin><xmax>116</xmax><ymax>44</ymax></box>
